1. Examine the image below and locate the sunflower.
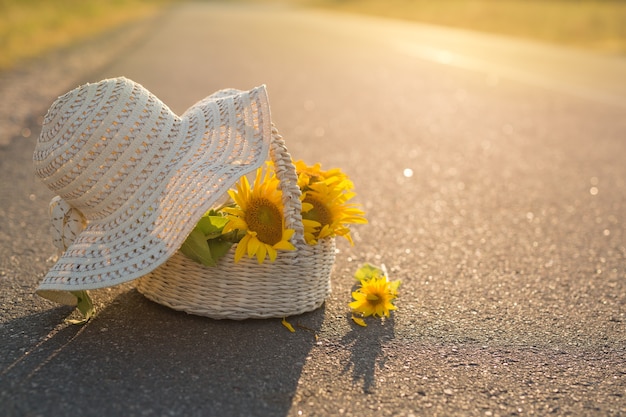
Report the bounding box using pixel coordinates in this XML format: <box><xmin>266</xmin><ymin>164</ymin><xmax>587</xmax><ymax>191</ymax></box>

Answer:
<box><xmin>301</xmin><ymin>213</ymin><xmax>322</xmax><ymax>247</ymax></box>
<box><xmin>222</xmin><ymin>165</ymin><xmax>296</xmax><ymax>263</ymax></box>
<box><xmin>295</xmin><ymin>159</ymin><xmax>354</xmax><ymax>191</ymax></box>
<box><xmin>295</xmin><ymin>161</ymin><xmax>366</xmax><ymax>245</ymax></box>
<box><xmin>300</xmin><ymin>180</ymin><xmax>367</xmax><ymax>245</ymax></box>
<box><xmin>349</xmin><ymin>275</ymin><xmax>401</xmax><ymax>318</ymax></box>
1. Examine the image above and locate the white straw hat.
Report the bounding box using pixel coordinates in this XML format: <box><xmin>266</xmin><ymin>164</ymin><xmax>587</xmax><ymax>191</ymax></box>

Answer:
<box><xmin>34</xmin><ymin>77</ymin><xmax>271</xmax><ymax>305</ymax></box>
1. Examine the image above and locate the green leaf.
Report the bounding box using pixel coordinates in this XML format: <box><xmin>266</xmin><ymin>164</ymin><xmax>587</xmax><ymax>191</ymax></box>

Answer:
<box><xmin>195</xmin><ymin>215</ymin><xmax>229</xmax><ymax>239</ymax></box>
<box><xmin>207</xmin><ymin>236</ymin><xmax>235</xmax><ymax>263</ymax></box>
<box><xmin>354</xmin><ymin>263</ymin><xmax>386</xmax><ymax>283</ymax></box>
<box><xmin>67</xmin><ymin>290</ymin><xmax>95</xmax><ymax>325</ymax></box>
<box><xmin>180</xmin><ymin>228</ymin><xmax>218</xmax><ymax>266</ymax></box>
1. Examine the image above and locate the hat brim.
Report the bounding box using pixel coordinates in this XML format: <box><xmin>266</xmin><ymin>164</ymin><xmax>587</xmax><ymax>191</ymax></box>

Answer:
<box><xmin>36</xmin><ymin>84</ymin><xmax>272</xmax><ymax>305</ymax></box>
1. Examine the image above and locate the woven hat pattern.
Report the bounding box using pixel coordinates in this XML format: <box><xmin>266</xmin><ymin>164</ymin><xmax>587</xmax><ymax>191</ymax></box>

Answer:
<box><xmin>34</xmin><ymin>77</ymin><xmax>271</xmax><ymax>303</ymax></box>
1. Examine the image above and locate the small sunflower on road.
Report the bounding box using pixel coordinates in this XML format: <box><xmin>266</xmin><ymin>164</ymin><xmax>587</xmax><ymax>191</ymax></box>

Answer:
<box><xmin>350</xmin><ymin>264</ymin><xmax>401</xmax><ymax>326</ymax></box>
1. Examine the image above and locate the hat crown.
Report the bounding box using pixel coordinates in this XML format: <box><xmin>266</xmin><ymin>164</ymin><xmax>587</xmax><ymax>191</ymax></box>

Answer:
<box><xmin>34</xmin><ymin>77</ymin><xmax>177</xmax><ymax>219</ymax></box>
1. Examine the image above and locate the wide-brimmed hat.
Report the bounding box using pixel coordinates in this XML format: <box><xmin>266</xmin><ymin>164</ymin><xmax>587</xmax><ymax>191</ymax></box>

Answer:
<box><xmin>34</xmin><ymin>77</ymin><xmax>271</xmax><ymax>305</ymax></box>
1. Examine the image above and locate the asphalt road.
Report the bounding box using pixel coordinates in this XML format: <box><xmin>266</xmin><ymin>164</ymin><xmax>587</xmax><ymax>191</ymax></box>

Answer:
<box><xmin>1</xmin><ymin>2</ymin><xmax>625</xmax><ymax>416</ymax></box>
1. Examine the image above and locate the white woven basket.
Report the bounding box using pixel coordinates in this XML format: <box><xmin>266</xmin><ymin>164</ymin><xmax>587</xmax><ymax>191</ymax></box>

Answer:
<box><xmin>136</xmin><ymin>127</ymin><xmax>335</xmax><ymax>319</ymax></box>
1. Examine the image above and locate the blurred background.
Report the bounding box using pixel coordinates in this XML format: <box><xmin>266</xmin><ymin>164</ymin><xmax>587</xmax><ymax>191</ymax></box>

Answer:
<box><xmin>1</xmin><ymin>0</ymin><xmax>625</xmax><ymax>71</ymax></box>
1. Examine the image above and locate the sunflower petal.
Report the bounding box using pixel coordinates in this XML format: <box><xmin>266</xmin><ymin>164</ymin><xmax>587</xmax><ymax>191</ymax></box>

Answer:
<box><xmin>256</xmin><ymin>243</ymin><xmax>267</xmax><ymax>264</ymax></box>
<box><xmin>282</xmin><ymin>317</ymin><xmax>296</xmax><ymax>332</ymax></box>
<box><xmin>351</xmin><ymin>316</ymin><xmax>367</xmax><ymax>327</ymax></box>
<box><xmin>282</xmin><ymin>228</ymin><xmax>295</xmax><ymax>241</ymax></box>
<box><xmin>234</xmin><ymin>235</ymin><xmax>249</xmax><ymax>263</ymax></box>
<box><xmin>267</xmin><ymin>245</ymin><xmax>278</xmax><ymax>262</ymax></box>
<box><xmin>301</xmin><ymin>202</ymin><xmax>314</xmax><ymax>213</ymax></box>
<box><xmin>247</xmin><ymin>234</ymin><xmax>260</xmax><ymax>258</ymax></box>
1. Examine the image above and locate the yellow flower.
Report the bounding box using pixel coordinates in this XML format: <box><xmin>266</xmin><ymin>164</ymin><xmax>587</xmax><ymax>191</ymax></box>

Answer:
<box><xmin>301</xmin><ymin>215</ymin><xmax>322</xmax><ymax>247</ymax></box>
<box><xmin>223</xmin><ymin>165</ymin><xmax>296</xmax><ymax>263</ymax></box>
<box><xmin>301</xmin><ymin>180</ymin><xmax>367</xmax><ymax>245</ymax></box>
<box><xmin>295</xmin><ymin>161</ymin><xmax>366</xmax><ymax>245</ymax></box>
<box><xmin>349</xmin><ymin>275</ymin><xmax>401</xmax><ymax>318</ymax></box>
<box><xmin>295</xmin><ymin>159</ymin><xmax>354</xmax><ymax>191</ymax></box>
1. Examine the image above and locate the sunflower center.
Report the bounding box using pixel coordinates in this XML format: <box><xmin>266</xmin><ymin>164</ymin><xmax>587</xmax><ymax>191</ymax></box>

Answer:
<box><xmin>245</xmin><ymin>197</ymin><xmax>284</xmax><ymax>245</ymax></box>
<box><xmin>302</xmin><ymin>195</ymin><xmax>333</xmax><ymax>227</ymax></box>
<box><xmin>366</xmin><ymin>291</ymin><xmax>384</xmax><ymax>306</ymax></box>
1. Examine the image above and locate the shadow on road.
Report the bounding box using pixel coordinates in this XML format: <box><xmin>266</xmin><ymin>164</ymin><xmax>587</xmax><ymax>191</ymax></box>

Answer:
<box><xmin>341</xmin><ymin>315</ymin><xmax>395</xmax><ymax>393</ymax></box>
<box><xmin>1</xmin><ymin>289</ymin><xmax>324</xmax><ymax>417</ymax></box>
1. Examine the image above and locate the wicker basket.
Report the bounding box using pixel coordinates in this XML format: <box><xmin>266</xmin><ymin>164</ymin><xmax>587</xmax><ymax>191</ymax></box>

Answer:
<box><xmin>136</xmin><ymin>127</ymin><xmax>335</xmax><ymax>319</ymax></box>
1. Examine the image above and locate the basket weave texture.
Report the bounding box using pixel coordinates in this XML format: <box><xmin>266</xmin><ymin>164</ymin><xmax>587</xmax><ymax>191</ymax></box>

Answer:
<box><xmin>136</xmin><ymin>127</ymin><xmax>335</xmax><ymax>319</ymax></box>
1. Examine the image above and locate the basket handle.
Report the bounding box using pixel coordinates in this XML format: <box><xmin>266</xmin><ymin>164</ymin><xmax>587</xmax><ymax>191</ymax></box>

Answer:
<box><xmin>269</xmin><ymin>125</ymin><xmax>306</xmax><ymax>246</ymax></box>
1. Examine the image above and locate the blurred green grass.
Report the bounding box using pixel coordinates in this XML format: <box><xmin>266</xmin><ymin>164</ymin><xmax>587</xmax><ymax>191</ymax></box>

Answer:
<box><xmin>0</xmin><ymin>0</ymin><xmax>173</xmax><ymax>70</ymax></box>
<box><xmin>1</xmin><ymin>0</ymin><xmax>625</xmax><ymax>71</ymax></box>
<box><xmin>310</xmin><ymin>0</ymin><xmax>626</xmax><ymax>55</ymax></box>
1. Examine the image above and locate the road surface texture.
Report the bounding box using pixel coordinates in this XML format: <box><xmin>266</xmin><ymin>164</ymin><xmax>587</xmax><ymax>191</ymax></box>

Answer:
<box><xmin>1</xmin><ymin>2</ymin><xmax>625</xmax><ymax>416</ymax></box>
